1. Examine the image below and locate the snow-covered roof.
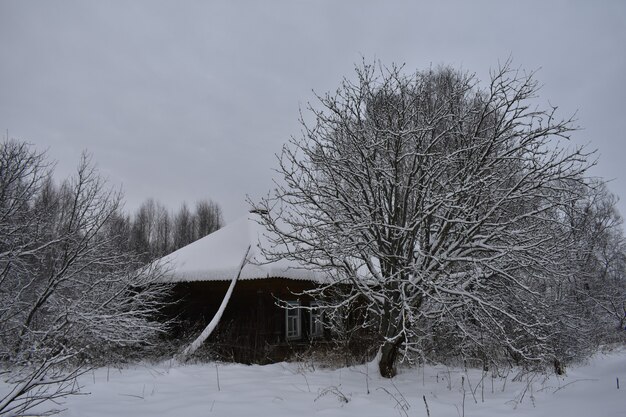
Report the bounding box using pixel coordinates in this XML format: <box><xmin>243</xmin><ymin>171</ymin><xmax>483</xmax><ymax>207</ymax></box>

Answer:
<box><xmin>157</xmin><ymin>213</ymin><xmax>327</xmax><ymax>283</ymax></box>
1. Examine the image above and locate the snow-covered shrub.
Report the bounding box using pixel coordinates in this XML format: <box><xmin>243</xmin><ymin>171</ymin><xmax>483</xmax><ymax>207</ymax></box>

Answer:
<box><xmin>0</xmin><ymin>140</ymin><xmax>173</xmax><ymax>415</ymax></box>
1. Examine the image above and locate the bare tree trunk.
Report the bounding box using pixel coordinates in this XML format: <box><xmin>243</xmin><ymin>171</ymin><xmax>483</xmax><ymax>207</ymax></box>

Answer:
<box><xmin>378</xmin><ymin>337</ymin><xmax>403</xmax><ymax>378</ymax></box>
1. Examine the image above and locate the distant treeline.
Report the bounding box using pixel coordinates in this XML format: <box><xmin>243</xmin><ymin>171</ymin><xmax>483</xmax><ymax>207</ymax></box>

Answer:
<box><xmin>112</xmin><ymin>198</ymin><xmax>223</xmax><ymax>262</ymax></box>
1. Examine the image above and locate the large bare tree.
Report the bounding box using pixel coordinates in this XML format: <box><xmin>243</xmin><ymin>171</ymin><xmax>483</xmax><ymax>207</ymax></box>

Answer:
<box><xmin>251</xmin><ymin>61</ymin><xmax>598</xmax><ymax>377</ymax></box>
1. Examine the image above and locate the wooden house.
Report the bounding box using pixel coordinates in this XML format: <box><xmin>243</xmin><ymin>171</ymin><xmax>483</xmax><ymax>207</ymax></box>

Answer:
<box><xmin>158</xmin><ymin>213</ymin><xmax>329</xmax><ymax>363</ymax></box>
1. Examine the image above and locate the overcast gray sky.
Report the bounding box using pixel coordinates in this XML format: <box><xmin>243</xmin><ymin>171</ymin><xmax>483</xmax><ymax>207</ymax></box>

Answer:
<box><xmin>1</xmin><ymin>1</ymin><xmax>625</xmax><ymax>222</ymax></box>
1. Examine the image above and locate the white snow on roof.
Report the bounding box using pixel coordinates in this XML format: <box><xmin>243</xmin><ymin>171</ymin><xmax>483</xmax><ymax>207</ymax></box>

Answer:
<box><xmin>157</xmin><ymin>214</ymin><xmax>327</xmax><ymax>283</ymax></box>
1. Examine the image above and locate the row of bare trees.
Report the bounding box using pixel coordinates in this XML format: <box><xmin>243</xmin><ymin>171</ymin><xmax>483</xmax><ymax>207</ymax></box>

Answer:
<box><xmin>0</xmin><ymin>141</ymin><xmax>178</xmax><ymax>416</ymax></box>
<box><xmin>124</xmin><ymin>198</ymin><xmax>222</xmax><ymax>262</ymax></box>
<box><xmin>252</xmin><ymin>61</ymin><xmax>626</xmax><ymax>377</ymax></box>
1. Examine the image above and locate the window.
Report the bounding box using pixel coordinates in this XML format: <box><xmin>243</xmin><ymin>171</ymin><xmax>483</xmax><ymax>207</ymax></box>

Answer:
<box><xmin>285</xmin><ymin>301</ymin><xmax>301</xmax><ymax>340</ymax></box>
<box><xmin>310</xmin><ymin>302</ymin><xmax>324</xmax><ymax>338</ymax></box>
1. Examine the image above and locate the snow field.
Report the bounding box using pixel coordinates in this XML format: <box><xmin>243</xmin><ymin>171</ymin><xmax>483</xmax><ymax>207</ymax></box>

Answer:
<box><xmin>21</xmin><ymin>349</ymin><xmax>626</xmax><ymax>417</ymax></box>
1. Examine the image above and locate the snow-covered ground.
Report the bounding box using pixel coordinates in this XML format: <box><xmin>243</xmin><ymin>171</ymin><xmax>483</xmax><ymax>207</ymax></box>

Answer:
<box><xmin>10</xmin><ymin>349</ymin><xmax>626</xmax><ymax>417</ymax></box>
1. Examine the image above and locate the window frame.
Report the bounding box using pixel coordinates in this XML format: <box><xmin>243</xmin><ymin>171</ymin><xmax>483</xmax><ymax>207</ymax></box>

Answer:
<box><xmin>285</xmin><ymin>300</ymin><xmax>302</xmax><ymax>340</ymax></box>
<box><xmin>309</xmin><ymin>302</ymin><xmax>324</xmax><ymax>338</ymax></box>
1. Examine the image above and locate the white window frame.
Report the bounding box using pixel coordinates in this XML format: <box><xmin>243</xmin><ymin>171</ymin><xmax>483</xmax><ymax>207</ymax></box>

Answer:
<box><xmin>285</xmin><ymin>301</ymin><xmax>301</xmax><ymax>340</ymax></box>
<box><xmin>309</xmin><ymin>302</ymin><xmax>324</xmax><ymax>338</ymax></box>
